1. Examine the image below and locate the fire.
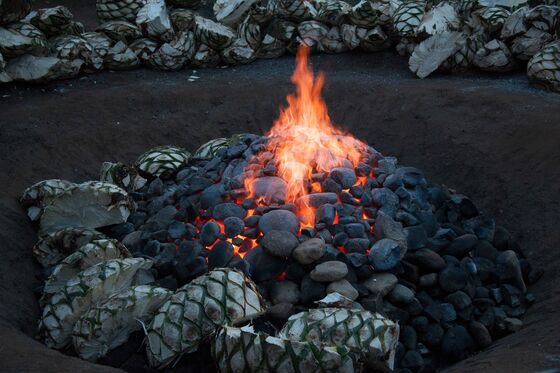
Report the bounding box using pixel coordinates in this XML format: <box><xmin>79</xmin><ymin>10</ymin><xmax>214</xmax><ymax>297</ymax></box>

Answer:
<box><xmin>245</xmin><ymin>46</ymin><xmax>367</xmax><ymax>225</ymax></box>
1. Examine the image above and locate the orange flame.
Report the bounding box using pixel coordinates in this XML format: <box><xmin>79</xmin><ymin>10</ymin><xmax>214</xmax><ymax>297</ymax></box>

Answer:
<box><xmin>245</xmin><ymin>46</ymin><xmax>366</xmax><ymax>225</ymax></box>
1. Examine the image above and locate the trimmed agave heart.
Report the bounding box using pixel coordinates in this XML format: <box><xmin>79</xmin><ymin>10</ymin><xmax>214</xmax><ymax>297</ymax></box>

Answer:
<box><xmin>73</xmin><ymin>285</ymin><xmax>172</xmax><ymax>361</ymax></box>
<box><xmin>20</xmin><ymin>179</ymin><xmax>76</xmax><ymax>222</ymax></box>
<box><xmin>279</xmin><ymin>307</ymin><xmax>400</xmax><ymax>370</ymax></box>
<box><xmin>96</xmin><ymin>0</ymin><xmax>148</xmax><ymax>23</ymax></box>
<box><xmin>0</xmin><ymin>51</ymin><xmax>11</xmax><ymax>83</ymax></box>
<box><xmin>39</xmin><ymin>257</ymin><xmax>152</xmax><ymax>349</ymax></box>
<box><xmin>41</xmin><ymin>238</ymin><xmax>131</xmax><ymax>306</ymax></box>
<box><xmin>213</xmin><ymin>325</ymin><xmax>361</xmax><ymax>373</ymax></box>
<box><xmin>49</xmin><ymin>35</ymin><xmax>104</xmax><ymax>71</ymax></box>
<box><xmin>147</xmin><ymin>31</ymin><xmax>196</xmax><ymax>71</ymax></box>
<box><xmin>214</xmin><ymin>0</ymin><xmax>260</xmax><ymax>28</ymax></box>
<box><xmin>81</xmin><ymin>31</ymin><xmax>114</xmax><ymax>58</ymax></box>
<box><xmin>103</xmin><ymin>40</ymin><xmax>141</xmax><ymax>70</ymax></box>
<box><xmin>257</xmin><ymin>34</ymin><xmax>287</xmax><ymax>58</ymax></box>
<box><xmin>170</xmin><ymin>8</ymin><xmax>196</xmax><ymax>31</ymax></box>
<box><xmin>136</xmin><ymin>0</ymin><xmax>174</xmax><ymax>42</ymax></box>
<box><xmin>193</xmin><ymin>134</ymin><xmax>253</xmax><ymax>160</ymax></box>
<box><xmin>392</xmin><ymin>0</ymin><xmax>426</xmax><ymax>37</ymax></box>
<box><xmin>25</xmin><ymin>6</ymin><xmax>75</xmax><ymax>36</ymax></box>
<box><xmin>128</xmin><ymin>38</ymin><xmax>160</xmax><ymax>63</ymax></box>
<box><xmin>527</xmin><ymin>40</ymin><xmax>560</xmax><ymax>92</ymax></box>
<box><xmin>473</xmin><ymin>38</ymin><xmax>517</xmax><ymax>71</ymax></box>
<box><xmin>96</xmin><ymin>20</ymin><xmax>142</xmax><ymax>42</ymax></box>
<box><xmin>39</xmin><ymin>181</ymin><xmax>134</xmax><ymax>236</ymax></box>
<box><xmin>0</xmin><ymin>22</ymin><xmax>49</xmax><ymax>58</ymax></box>
<box><xmin>145</xmin><ymin>268</ymin><xmax>265</xmax><ymax>368</ymax></box>
<box><xmin>33</xmin><ymin>227</ymin><xmax>108</xmax><ymax>268</ymax></box>
<box><xmin>191</xmin><ymin>43</ymin><xmax>221</xmax><ymax>68</ymax></box>
<box><xmin>194</xmin><ymin>16</ymin><xmax>236</xmax><ymax>50</ymax></box>
<box><xmin>135</xmin><ymin>145</ymin><xmax>192</xmax><ymax>178</ymax></box>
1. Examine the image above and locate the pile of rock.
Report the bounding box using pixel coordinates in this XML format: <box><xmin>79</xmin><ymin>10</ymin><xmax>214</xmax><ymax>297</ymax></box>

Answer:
<box><xmin>0</xmin><ymin>0</ymin><xmax>559</xmax><ymax>91</ymax></box>
<box><xmin>22</xmin><ymin>134</ymin><xmax>541</xmax><ymax>371</ymax></box>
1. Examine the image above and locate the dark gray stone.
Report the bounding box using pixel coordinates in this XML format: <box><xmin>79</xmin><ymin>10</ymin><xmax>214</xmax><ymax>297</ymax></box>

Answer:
<box><xmin>468</xmin><ymin>320</ymin><xmax>492</xmax><ymax>348</ymax></box>
<box><xmin>441</xmin><ymin>326</ymin><xmax>474</xmax><ymax>362</ymax></box>
<box><xmin>345</xmin><ymin>223</ymin><xmax>366</xmax><ymax>238</ymax></box>
<box><xmin>439</xmin><ymin>264</ymin><xmax>467</xmax><ymax>293</ymax></box>
<box><xmin>207</xmin><ymin>241</ymin><xmax>234</xmax><ymax>268</ymax></box>
<box><xmin>310</xmin><ymin>261</ymin><xmax>348</xmax><ymax>282</ymax></box>
<box><xmin>326</xmin><ymin>279</ymin><xmax>359</xmax><ymax>300</ymax></box>
<box><xmin>404</xmin><ymin>225</ymin><xmax>428</xmax><ymax>251</ymax></box>
<box><xmin>374</xmin><ymin>211</ymin><xmax>408</xmax><ymax>253</ymax></box>
<box><xmin>292</xmin><ymin>238</ymin><xmax>326</xmax><ymax>264</ymax></box>
<box><xmin>270</xmin><ymin>280</ymin><xmax>300</xmax><ymax>304</ymax></box>
<box><xmin>244</xmin><ymin>247</ymin><xmax>287</xmax><ymax>282</ymax></box>
<box><xmin>496</xmin><ymin>250</ymin><xmax>526</xmax><ymax>292</ymax></box>
<box><xmin>212</xmin><ymin>202</ymin><xmax>247</xmax><ymax>220</ymax></box>
<box><xmin>372</xmin><ymin>187</ymin><xmax>399</xmax><ymax>217</ymax></box>
<box><xmin>424</xmin><ymin>303</ymin><xmax>457</xmax><ymax>324</ymax></box>
<box><xmin>315</xmin><ymin>203</ymin><xmax>336</xmax><ymax>226</ymax></box>
<box><xmin>250</xmin><ymin>176</ymin><xmax>287</xmax><ymax>204</ymax></box>
<box><xmin>408</xmin><ymin>248</ymin><xmax>446</xmax><ymax>272</ymax></box>
<box><xmin>362</xmin><ymin>273</ymin><xmax>398</xmax><ymax>296</ymax></box>
<box><xmin>420</xmin><ymin>323</ymin><xmax>444</xmax><ymax>348</ymax></box>
<box><xmin>329</xmin><ymin>167</ymin><xmax>357</xmax><ymax>188</ymax></box>
<box><xmin>369</xmin><ymin>238</ymin><xmax>402</xmax><ymax>271</ymax></box>
<box><xmin>401</xmin><ymin>325</ymin><xmax>418</xmax><ymax>350</ymax></box>
<box><xmin>401</xmin><ymin>350</ymin><xmax>424</xmax><ymax>369</ymax></box>
<box><xmin>259</xmin><ymin>209</ymin><xmax>300</xmax><ymax>235</ymax></box>
<box><xmin>300</xmin><ymin>275</ymin><xmax>327</xmax><ymax>306</ymax></box>
<box><xmin>200</xmin><ymin>221</ymin><xmax>220</xmax><ymax>246</ymax></box>
<box><xmin>223</xmin><ymin>216</ymin><xmax>244</xmax><ymax>238</ymax></box>
<box><xmin>261</xmin><ymin>230</ymin><xmax>299</xmax><ymax>258</ymax></box>
<box><xmin>388</xmin><ymin>284</ymin><xmax>415</xmax><ymax>304</ymax></box>
<box><xmin>444</xmin><ymin>234</ymin><xmax>478</xmax><ymax>258</ymax></box>
<box><xmin>267</xmin><ymin>302</ymin><xmax>295</xmax><ymax>324</ymax></box>
<box><xmin>418</xmin><ymin>273</ymin><xmax>438</xmax><ymax>288</ymax></box>
<box><xmin>168</xmin><ymin>221</ymin><xmax>187</xmax><ymax>239</ymax></box>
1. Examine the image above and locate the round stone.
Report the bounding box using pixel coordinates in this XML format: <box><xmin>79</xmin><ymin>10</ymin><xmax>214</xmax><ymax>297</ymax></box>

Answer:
<box><xmin>200</xmin><ymin>221</ymin><xmax>220</xmax><ymax>246</ymax></box>
<box><xmin>326</xmin><ymin>279</ymin><xmax>359</xmax><ymax>300</ymax></box>
<box><xmin>438</xmin><ymin>264</ymin><xmax>467</xmax><ymax>293</ymax></box>
<box><xmin>212</xmin><ymin>202</ymin><xmax>247</xmax><ymax>220</ymax></box>
<box><xmin>329</xmin><ymin>167</ymin><xmax>357</xmax><ymax>188</ymax></box>
<box><xmin>223</xmin><ymin>216</ymin><xmax>244</xmax><ymax>238</ymax></box>
<box><xmin>369</xmin><ymin>238</ymin><xmax>402</xmax><ymax>271</ymax></box>
<box><xmin>258</xmin><ymin>209</ymin><xmax>300</xmax><ymax>235</ymax></box>
<box><xmin>387</xmin><ymin>284</ymin><xmax>415</xmax><ymax>304</ymax></box>
<box><xmin>408</xmin><ymin>248</ymin><xmax>446</xmax><ymax>272</ymax></box>
<box><xmin>261</xmin><ymin>230</ymin><xmax>299</xmax><ymax>258</ymax></box>
<box><xmin>292</xmin><ymin>238</ymin><xmax>326</xmax><ymax>264</ymax></box>
<box><xmin>270</xmin><ymin>280</ymin><xmax>300</xmax><ymax>304</ymax></box>
<box><xmin>441</xmin><ymin>326</ymin><xmax>475</xmax><ymax>361</ymax></box>
<box><xmin>362</xmin><ymin>272</ymin><xmax>398</xmax><ymax>296</ymax></box>
<box><xmin>310</xmin><ymin>261</ymin><xmax>348</xmax><ymax>282</ymax></box>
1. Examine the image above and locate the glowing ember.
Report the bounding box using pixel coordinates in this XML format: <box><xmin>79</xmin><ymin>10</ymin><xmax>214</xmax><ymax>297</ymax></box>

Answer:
<box><xmin>245</xmin><ymin>46</ymin><xmax>367</xmax><ymax>224</ymax></box>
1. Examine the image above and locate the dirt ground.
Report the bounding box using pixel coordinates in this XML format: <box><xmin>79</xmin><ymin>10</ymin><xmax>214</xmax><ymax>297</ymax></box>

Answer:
<box><xmin>1</xmin><ymin>1</ymin><xmax>560</xmax><ymax>372</ymax></box>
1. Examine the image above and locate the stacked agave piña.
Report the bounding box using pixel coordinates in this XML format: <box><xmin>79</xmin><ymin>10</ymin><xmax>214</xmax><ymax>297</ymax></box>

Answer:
<box><xmin>145</xmin><ymin>268</ymin><xmax>266</xmax><ymax>368</ymax></box>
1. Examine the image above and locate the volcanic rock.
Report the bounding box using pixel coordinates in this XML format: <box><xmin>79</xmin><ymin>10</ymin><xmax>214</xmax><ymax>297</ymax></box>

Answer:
<box><xmin>223</xmin><ymin>216</ymin><xmax>244</xmax><ymax>238</ymax></box>
<box><xmin>300</xmin><ymin>275</ymin><xmax>327</xmax><ymax>305</ymax></box>
<box><xmin>292</xmin><ymin>238</ymin><xmax>326</xmax><ymax>264</ymax></box>
<box><xmin>374</xmin><ymin>211</ymin><xmax>408</xmax><ymax>254</ymax></box>
<box><xmin>244</xmin><ymin>247</ymin><xmax>287</xmax><ymax>282</ymax></box>
<box><xmin>444</xmin><ymin>234</ymin><xmax>478</xmax><ymax>257</ymax></box>
<box><xmin>326</xmin><ymin>279</ymin><xmax>359</xmax><ymax>300</ymax></box>
<box><xmin>250</xmin><ymin>176</ymin><xmax>287</xmax><ymax>204</ymax></box>
<box><xmin>363</xmin><ymin>272</ymin><xmax>398</xmax><ymax>296</ymax></box>
<box><xmin>310</xmin><ymin>261</ymin><xmax>348</xmax><ymax>282</ymax></box>
<box><xmin>418</xmin><ymin>273</ymin><xmax>438</xmax><ymax>288</ymax></box>
<box><xmin>329</xmin><ymin>167</ymin><xmax>357</xmax><ymax>188</ymax></box>
<box><xmin>372</xmin><ymin>188</ymin><xmax>399</xmax><ymax>217</ymax></box>
<box><xmin>369</xmin><ymin>238</ymin><xmax>402</xmax><ymax>271</ymax></box>
<box><xmin>438</xmin><ymin>264</ymin><xmax>467</xmax><ymax>293</ymax></box>
<box><xmin>468</xmin><ymin>321</ymin><xmax>492</xmax><ymax>348</ymax></box>
<box><xmin>267</xmin><ymin>302</ymin><xmax>295</xmax><ymax>324</ymax></box>
<box><xmin>401</xmin><ymin>350</ymin><xmax>424</xmax><ymax>369</ymax></box>
<box><xmin>387</xmin><ymin>284</ymin><xmax>415</xmax><ymax>304</ymax></box>
<box><xmin>496</xmin><ymin>250</ymin><xmax>526</xmax><ymax>292</ymax></box>
<box><xmin>200</xmin><ymin>221</ymin><xmax>220</xmax><ymax>246</ymax></box>
<box><xmin>258</xmin><ymin>209</ymin><xmax>299</xmax><ymax>235</ymax></box>
<box><xmin>297</xmin><ymin>192</ymin><xmax>338</xmax><ymax>209</ymax></box>
<box><xmin>441</xmin><ymin>326</ymin><xmax>474</xmax><ymax>362</ymax></box>
<box><xmin>212</xmin><ymin>202</ymin><xmax>247</xmax><ymax>220</ymax></box>
<box><xmin>424</xmin><ymin>303</ymin><xmax>457</xmax><ymax>324</ymax></box>
<box><xmin>270</xmin><ymin>280</ymin><xmax>300</xmax><ymax>304</ymax></box>
<box><xmin>408</xmin><ymin>248</ymin><xmax>446</xmax><ymax>272</ymax></box>
<box><xmin>207</xmin><ymin>241</ymin><xmax>234</xmax><ymax>268</ymax></box>
<box><xmin>261</xmin><ymin>230</ymin><xmax>299</xmax><ymax>258</ymax></box>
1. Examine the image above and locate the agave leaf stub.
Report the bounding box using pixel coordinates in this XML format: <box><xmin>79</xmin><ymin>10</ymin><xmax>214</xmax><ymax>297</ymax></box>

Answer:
<box><xmin>39</xmin><ymin>258</ymin><xmax>153</xmax><ymax>349</ymax></box>
<box><xmin>527</xmin><ymin>40</ymin><xmax>560</xmax><ymax>92</ymax></box>
<box><xmin>39</xmin><ymin>181</ymin><xmax>134</xmax><ymax>236</ymax></box>
<box><xmin>279</xmin><ymin>307</ymin><xmax>400</xmax><ymax>370</ymax></box>
<box><xmin>213</xmin><ymin>325</ymin><xmax>361</xmax><ymax>372</ymax></box>
<box><xmin>146</xmin><ymin>268</ymin><xmax>265</xmax><ymax>368</ymax></box>
<box><xmin>73</xmin><ymin>285</ymin><xmax>172</xmax><ymax>361</ymax></box>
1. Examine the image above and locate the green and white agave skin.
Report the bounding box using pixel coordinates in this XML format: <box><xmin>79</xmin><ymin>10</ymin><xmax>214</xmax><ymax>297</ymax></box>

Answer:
<box><xmin>194</xmin><ymin>16</ymin><xmax>236</xmax><ymax>50</ymax></box>
<box><xmin>0</xmin><ymin>22</ymin><xmax>48</xmax><ymax>58</ymax></box>
<box><xmin>279</xmin><ymin>308</ymin><xmax>400</xmax><ymax>370</ymax></box>
<box><xmin>193</xmin><ymin>134</ymin><xmax>253</xmax><ymax>160</ymax></box>
<box><xmin>100</xmin><ymin>161</ymin><xmax>148</xmax><ymax>192</ymax></box>
<box><xmin>257</xmin><ymin>34</ymin><xmax>287</xmax><ymax>58</ymax></box>
<box><xmin>214</xmin><ymin>0</ymin><xmax>260</xmax><ymax>28</ymax></box>
<box><xmin>191</xmin><ymin>43</ymin><xmax>221</xmax><ymax>67</ymax></box>
<box><xmin>39</xmin><ymin>181</ymin><xmax>134</xmax><ymax>236</ymax></box>
<box><xmin>267</xmin><ymin>0</ymin><xmax>315</xmax><ymax>22</ymax></box>
<box><xmin>96</xmin><ymin>0</ymin><xmax>148</xmax><ymax>23</ymax></box>
<box><xmin>20</xmin><ymin>179</ymin><xmax>76</xmax><ymax>222</ymax></box>
<box><xmin>42</xmin><ymin>238</ymin><xmax>131</xmax><ymax>306</ymax></box>
<box><xmin>392</xmin><ymin>0</ymin><xmax>427</xmax><ymax>37</ymax></box>
<box><xmin>147</xmin><ymin>31</ymin><xmax>196</xmax><ymax>71</ymax></box>
<box><xmin>73</xmin><ymin>285</ymin><xmax>172</xmax><ymax>361</ymax></box>
<box><xmin>26</xmin><ymin>6</ymin><xmax>75</xmax><ymax>36</ymax></box>
<box><xmin>135</xmin><ymin>145</ymin><xmax>192</xmax><ymax>178</ymax></box>
<box><xmin>33</xmin><ymin>227</ymin><xmax>108</xmax><ymax>268</ymax></box>
<box><xmin>39</xmin><ymin>258</ymin><xmax>153</xmax><ymax>349</ymax></box>
<box><xmin>213</xmin><ymin>325</ymin><xmax>362</xmax><ymax>373</ymax></box>
<box><xmin>96</xmin><ymin>20</ymin><xmax>142</xmax><ymax>42</ymax></box>
<box><xmin>81</xmin><ymin>31</ymin><xmax>114</xmax><ymax>58</ymax></box>
<box><xmin>348</xmin><ymin>0</ymin><xmax>381</xmax><ymax>28</ymax></box>
<box><xmin>146</xmin><ymin>268</ymin><xmax>265</xmax><ymax>368</ymax></box>
<box><xmin>527</xmin><ymin>40</ymin><xmax>560</xmax><ymax>92</ymax></box>
<box><xmin>473</xmin><ymin>38</ymin><xmax>517</xmax><ymax>71</ymax></box>
<box><xmin>49</xmin><ymin>35</ymin><xmax>104</xmax><ymax>71</ymax></box>
<box><xmin>103</xmin><ymin>40</ymin><xmax>141</xmax><ymax>70</ymax></box>
<box><xmin>311</xmin><ymin>0</ymin><xmax>352</xmax><ymax>26</ymax></box>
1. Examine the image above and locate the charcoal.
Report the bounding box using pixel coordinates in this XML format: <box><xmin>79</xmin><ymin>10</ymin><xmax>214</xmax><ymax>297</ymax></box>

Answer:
<box><xmin>200</xmin><ymin>221</ymin><xmax>220</xmax><ymax>246</ymax></box>
<box><xmin>208</xmin><ymin>241</ymin><xmax>234</xmax><ymax>268</ymax></box>
<box><xmin>258</xmin><ymin>209</ymin><xmax>299</xmax><ymax>235</ymax></box>
<box><xmin>404</xmin><ymin>225</ymin><xmax>428</xmax><ymax>251</ymax></box>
